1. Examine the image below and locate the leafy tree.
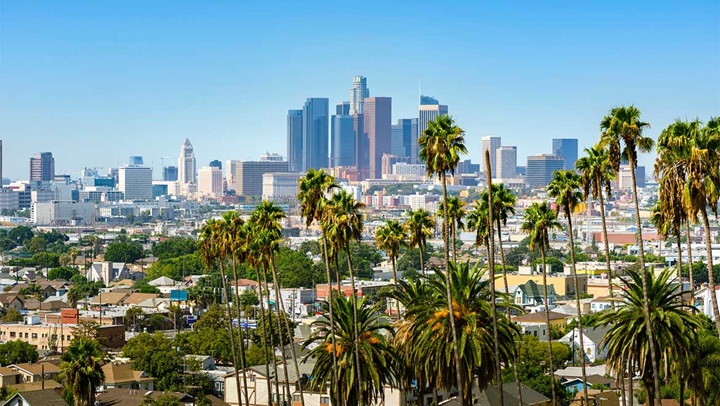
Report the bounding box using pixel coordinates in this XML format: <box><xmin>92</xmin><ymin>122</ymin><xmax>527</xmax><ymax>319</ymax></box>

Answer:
<box><xmin>104</xmin><ymin>240</ymin><xmax>143</xmax><ymax>263</ymax></box>
<box><xmin>274</xmin><ymin>246</ymin><xmax>324</xmax><ymax>288</ymax></box>
<box><xmin>152</xmin><ymin>237</ymin><xmax>197</xmax><ymax>260</ymax></box>
<box><xmin>32</xmin><ymin>252</ymin><xmax>60</xmax><ymax>268</ymax></box>
<box><xmin>132</xmin><ymin>279</ymin><xmax>161</xmax><ymax>294</ymax></box>
<box><xmin>1</xmin><ymin>307</ymin><xmax>23</xmax><ymax>322</ymax></box>
<box><xmin>123</xmin><ymin>332</ymin><xmax>184</xmax><ymax>391</ymax></box>
<box><xmin>26</xmin><ymin>236</ymin><xmax>47</xmax><ymax>254</ymax></box>
<box><xmin>251</xmin><ymin>310</ymin><xmax>296</xmax><ymax>351</ymax></box>
<box><xmin>0</xmin><ymin>387</ymin><xmax>17</xmax><ymax>401</ymax></box>
<box><xmin>502</xmin><ymin>335</ymin><xmax>572</xmax><ymax>402</ymax></box>
<box><xmin>8</xmin><ymin>226</ymin><xmax>33</xmax><ymax>245</ymax></box>
<box><xmin>0</xmin><ymin>340</ymin><xmax>39</xmax><ymax>365</ymax></box>
<box><xmin>47</xmin><ymin>266</ymin><xmax>79</xmax><ymax>281</ymax></box>
<box><xmin>145</xmin><ymin>253</ymin><xmax>206</xmax><ymax>280</ymax></box>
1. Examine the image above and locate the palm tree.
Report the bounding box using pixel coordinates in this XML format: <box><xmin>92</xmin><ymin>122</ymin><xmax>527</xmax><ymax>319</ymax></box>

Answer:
<box><xmin>599</xmin><ymin>105</ymin><xmax>660</xmax><ymax>405</ymax></box>
<box><xmin>576</xmin><ymin>146</ymin><xmax>616</xmax><ymax>301</ymax></box>
<box><xmin>297</xmin><ymin>168</ymin><xmax>340</xmax><ymax>404</ymax></box>
<box><xmin>437</xmin><ymin>196</ymin><xmax>466</xmax><ymax>260</ymax></box>
<box><xmin>199</xmin><ymin>219</ymin><xmax>243</xmax><ymax>405</ymax></box>
<box><xmin>521</xmin><ymin>201</ymin><xmax>562</xmax><ymax>406</ymax></box>
<box><xmin>375</xmin><ymin>220</ymin><xmax>407</xmax><ymax>318</ymax></box>
<box><xmin>480</xmin><ymin>184</ymin><xmax>517</xmax><ymax>296</ymax></box>
<box><xmin>250</xmin><ymin>202</ymin><xmax>305</xmax><ymax>406</ymax></box>
<box><xmin>418</xmin><ymin>114</ymin><xmax>467</xmax><ymax>391</ymax></box>
<box><xmin>547</xmin><ymin>169</ymin><xmax>589</xmax><ymax>405</ymax></box>
<box><xmin>591</xmin><ymin>267</ymin><xmax>701</xmax><ymax>404</ymax></box>
<box><xmin>465</xmin><ymin>201</ymin><xmax>490</xmax><ymax>255</ymax></box>
<box><xmin>302</xmin><ymin>295</ymin><xmax>398</xmax><ymax>405</ymax></box>
<box><xmin>322</xmin><ymin>190</ymin><xmax>366</xmax><ymax>405</ymax></box>
<box><xmin>687</xmin><ymin>329</ymin><xmax>720</xmax><ymax>404</ymax></box>
<box><xmin>397</xmin><ymin>262</ymin><xmax>520</xmax><ymax>406</ymax></box>
<box><xmin>59</xmin><ymin>337</ymin><xmax>105</xmax><ymax>406</ymax></box>
<box><xmin>403</xmin><ymin>208</ymin><xmax>434</xmax><ymax>275</ymax></box>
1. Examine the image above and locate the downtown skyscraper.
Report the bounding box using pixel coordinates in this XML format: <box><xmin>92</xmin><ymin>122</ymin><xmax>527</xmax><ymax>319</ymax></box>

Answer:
<box><xmin>349</xmin><ymin>76</ymin><xmax>369</xmax><ymax>115</ymax></box>
<box><xmin>178</xmin><ymin>138</ymin><xmax>196</xmax><ymax>186</ymax></box>
<box><xmin>331</xmin><ymin>102</ymin><xmax>356</xmax><ymax>167</ymax></box>
<box><xmin>287</xmin><ymin>109</ymin><xmax>303</xmax><ymax>172</ymax></box>
<box><xmin>418</xmin><ymin>96</ymin><xmax>448</xmax><ymax>158</ymax></box>
<box><xmin>481</xmin><ymin>136</ymin><xmax>501</xmax><ymax>177</ymax></box>
<box><xmin>363</xmin><ymin>97</ymin><xmax>392</xmax><ymax>179</ymax></box>
<box><xmin>30</xmin><ymin>152</ymin><xmax>55</xmax><ymax>182</ymax></box>
<box><xmin>302</xmin><ymin>98</ymin><xmax>329</xmax><ymax>171</ymax></box>
<box><xmin>552</xmin><ymin>138</ymin><xmax>579</xmax><ymax>170</ymax></box>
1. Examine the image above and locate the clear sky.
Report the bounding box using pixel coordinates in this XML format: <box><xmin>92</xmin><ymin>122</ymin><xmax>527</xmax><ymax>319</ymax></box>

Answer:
<box><xmin>1</xmin><ymin>1</ymin><xmax>718</xmax><ymax>180</ymax></box>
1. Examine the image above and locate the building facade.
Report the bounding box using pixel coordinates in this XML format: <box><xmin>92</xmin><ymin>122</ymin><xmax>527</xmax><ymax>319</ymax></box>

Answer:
<box><xmin>31</xmin><ymin>201</ymin><xmax>95</xmax><ymax>225</ymax></box>
<box><xmin>418</xmin><ymin>101</ymin><xmax>448</xmax><ymax>151</ymax></box>
<box><xmin>118</xmin><ymin>165</ymin><xmax>153</xmax><ymax>200</ymax></box>
<box><xmin>330</xmin><ymin>103</ymin><xmax>356</xmax><ymax>168</ymax></box>
<box><xmin>481</xmin><ymin>136</ymin><xmax>502</xmax><ymax>177</ymax></box>
<box><xmin>364</xmin><ymin>97</ymin><xmax>392</xmax><ymax>180</ymax></box>
<box><xmin>232</xmin><ymin>156</ymin><xmax>289</xmax><ymax>196</ymax></box>
<box><xmin>178</xmin><ymin>138</ymin><xmax>196</xmax><ymax>187</ymax></box>
<box><xmin>526</xmin><ymin>154</ymin><xmax>564</xmax><ymax>189</ymax></box>
<box><xmin>552</xmin><ymin>138</ymin><xmax>579</xmax><ymax>170</ymax></box>
<box><xmin>262</xmin><ymin>172</ymin><xmax>303</xmax><ymax>201</ymax></box>
<box><xmin>29</xmin><ymin>153</ymin><xmax>54</xmax><ymax>182</ymax></box>
<box><xmin>302</xmin><ymin>98</ymin><xmax>329</xmax><ymax>172</ymax></box>
<box><xmin>349</xmin><ymin>75</ymin><xmax>369</xmax><ymax>115</ymax></box>
<box><xmin>286</xmin><ymin>109</ymin><xmax>303</xmax><ymax>173</ymax></box>
<box><xmin>391</xmin><ymin>118</ymin><xmax>418</xmax><ymax>162</ymax></box>
<box><xmin>496</xmin><ymin>145</ymin><xmax>517</xmax><ymax>179</ymax></box>
<box><xmin>197</xmin><ymin>166</ymin><xmax>223</xmax><ymax>199</ymax></box>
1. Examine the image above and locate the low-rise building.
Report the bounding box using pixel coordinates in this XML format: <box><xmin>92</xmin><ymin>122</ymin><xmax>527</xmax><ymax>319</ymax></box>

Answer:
<box><xmin>101</xmin><ymin>362</ymin><xmax>155</xmax><ymax>391</ymax></box>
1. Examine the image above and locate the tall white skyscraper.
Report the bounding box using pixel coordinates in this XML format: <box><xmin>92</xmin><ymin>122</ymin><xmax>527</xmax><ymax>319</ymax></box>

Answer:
<box><xmin>119</xmin><ymin>165</ymin><xmax>152</xmax><ymax>200</ymax></box>
<box><xmin>481</xmin><ymin>136</ymin><xmax>502</xmax><ymax>177</ymax></box>
<box><xmin>349</xmin><ymin>76</ymin><xmax>369</xmax><ymax>115</ymax></box>
<box><xmin>418</xmin><ymin>99</ymin><xmax>449</xmax><ymax>144</ymax></box>
<box><xmin>496</xmin><ymin>146</ymin><xmax>517</xmax><ymax>179</ymax></box>
<box><xmin>178</xmin><ymin>138</ymin><xmax>196</xmax><ymax>186</ymax></box>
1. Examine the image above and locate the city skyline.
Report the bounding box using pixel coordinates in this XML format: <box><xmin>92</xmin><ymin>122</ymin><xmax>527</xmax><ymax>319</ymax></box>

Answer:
<box><xmin>0</xmin><ymin>2</ymin><xmax>718</xmax><ymax>180</ymax></box>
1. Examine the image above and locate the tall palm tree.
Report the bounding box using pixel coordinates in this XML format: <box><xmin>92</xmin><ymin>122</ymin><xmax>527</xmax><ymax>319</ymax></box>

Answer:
<box><xmin>59</xmin><ymin>337</ymin><xmax>105</xmax><ymax>406</ymax></box>
<box><xmin>403</xmin><ymin>208</ymin><xmax>434</xmax><ymax>275</ymax></box>
<box><xmin>521</xmin><ymin>201</ymin><xmax>562</xmax><ymax>406</ymax></box>
<box><xmin>599</xmin><ymin>105</ymin><xmax>660</xmax><ymax>405</ymax></box>
<box><xmin>480</xmin><ymin>184</ymin><xmax>517</xmax><ymax>296</ymax></box>
<box><xmin>199</xmin><ymin>219</ymin><xmax>243</xmax><ymax>405</ymax></box>
<box><xmin>466</xmin><ymin>201</ymin><xmax>490</xmax><ymax>255</ymax></box>
<box><xmin>375</xmin><ymin>220</ymin><xmax>407</xmax><ymax>318</ymax></box>
<box><xmin>322</xmin><ymin>190</ymin><xmax>366</xmax><ymax>405</ymax></box>
<box><xmin>397</xmin><ymin>262</ymin><xmax>520</xmax><ymax>406</ymax></box>
<box><xmin>547</xmin><ymin>169</ymin><xmax>589</xmax><ymax>405</ymax></box>
<box><xmin>437</xmin><ymin>196</ymin><xmax>466</xmax><ymax>260</ymax></box>
<box><xmin>297</xmin><ymin>168</ymin><xmax>340</xmax><ymax>404</ymax></box>
<box><xmin>591</xmin><ymin>267</ymin><xmax>701</xmax><ymax>404</ymax></box>
<box><xmin>250</xmin><ymin>202</ymin><xmax>305</xmax><ymax>406</ymax></box>
<box><xmin>418</xmin><ymin>114</ymin><xmax>467</xmax><ymax>391</ymax></box>
<box><xmin>576</xmin><ymin>146</ymin><xmax>616</xmax><ymax>302</ymax></box>
<box><xmin>302</xmin><ymin>295</ymin><xmax>398</xmax><ymax>405</ymax></box>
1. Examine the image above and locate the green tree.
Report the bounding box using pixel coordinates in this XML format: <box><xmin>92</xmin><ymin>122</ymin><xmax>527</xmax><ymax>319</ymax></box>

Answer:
<box><xmin>303</xmin><ymin>295</ymin><xmax>398</xmax><ymax>406</ymax></box>
<box><xmin>521</xmin><ymin>201</ymin><xmax>562</xmax><ymax>406</ymax></box>
<box><xmin>418</xmin><ymin>114</ymin><xmax>467</xmax><ymax>396</ymax></box>
<box><xmin>8</xmin><ymin>226</ymin><xmax>33</xmax><ymax>245</ymax></box>
<box><xmin>59</xmin><ymin>337</ymin><xmax>105</xmax><ymax>406</ymax></box>
<box><xmin>0</xmin><ymin>340</ymin><xmax>39</xmax><ymax>365</ymax></box>
<box><xmin>273</xmin><ymin>246</ymin><xmax>324</xmax><ymax>288</ymax></box>
<box><xmin>145</xmin><ymin>253</ymin><xmax>206</xmax><ymax>280</ymax></box>
<box><xmin>591</xmin><ymin>267</ymin><xmax>700</xmax><ymax>404</ymax></box>
<box><xmin>123</xmin><ymin>332</ymin><xmax>184</xmax><ymax>391</ymax></box>
<box><xmin>599</xmin><ymin>105</ymin><xmax>659</xmax><ymax>404</ymax></box>
<box><xmin>375</xmin><ymin>220</ymin><xmax>407</xmax><ymax>317</ymax></box>
<box><xmin>1</xmin><ymin>307</ymin><xmax>23</xmax><ymax>323</ymax></box>
<box><xmin>47</xmin><ymin>266</ymin><xmax>79</xmax><ymax>281</ymax></box>
<box><xmin>104</xmin><ymin>240</ymin><xmax>143</xmax><ymax>263</ymax></box>
<box><xmin>152</xmin><ymin>237</ymin><xmax>197</xmax><ymax>260</ymax></box>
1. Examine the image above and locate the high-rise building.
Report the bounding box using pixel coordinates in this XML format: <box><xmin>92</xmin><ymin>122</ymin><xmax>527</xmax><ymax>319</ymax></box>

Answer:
<box><xmin>349</xmin><ymin>76</ymin><xmax>369</xmax><ymax>115</ymax></box>
<box><xmin>198</xmin><ymin>166</ymin><xmax>223</xmax><ymax>199</ymax></box>
<box><xmin>526</xmin><ymin>154</ymin><xmax>564</xmax><ymax>188</ymax></box>
<box><xmin>552</xmin><ymin>138</ymin><xmax>579</xmax><ymax>170</ymax></box>
<box><xmin>381</xmin><ymin>154</ymin><xmax>409</xmax><ymax>177</ymax></box>
<box><xmin>286</xmin><ymin>109</ymin><xmax>303</xmax><ymax>173</ymax></box>
<box><xmin>418</xmin><ymin>99</ymin><xmax>448</xmax><ymax>151</ymax></box>
<box><xmin>178</xmin><ymin>139</ymin><xmax>196</xmax><ymax>185</ymax></box>
<box><xmin>420</xmin><ymin>95</ymin><xmax>440</xmax><ymax>105</ymax></box>
<box><xmin>481</xmin><ymin>136</ymin><xmax>502</xmax><ymax>177</ymax></box>
<box><xmin>302</xmin><ymin>98</ymin><xmax>329</xmax><ymax>171</ymax></box>
<box><xmin>119</xmin><ymin>165</ymin><xmax>153</xmax><ymax>200</ymax></box>
<box><xmin>354</xmin><ymin>113</ymin><xmax>368</xmax><ymax>179</ymax></box>
<box><xmin>163</xmin><ymin>166</ymin><xmax>178</xmax><ymax>182</ymax></box>
<box><xmin>496</xmin><ymin>146</ymin><xmax>517</xmax><ymax>179</ymax></box>
<box><xmin>391</xmin><ymin>119</ymin><xmax>418</xmax><ymax>162</ymax></box>
<box><xmin>129</xmin><ymin>156</ymin><xmax>144</xmax><ymax>166</ymax></box>
<box><xmin>209</xmin><ymin>160</ymin><xmax>222</xmax><ymax>169</ymax></box>
<box><xmin>364</xmin><ymin>97</ymin><xmax>392</xmax><ymax>179</ymax></box>
<box><xmin>230</xmin><ymin>154</ymin><xmax>289</xmax><ymax>196</ymax></box>
<box><xmin>331</xmin><ymin>103</ymin><xmax>356</xmax><ymax>168</ymax></box>
<box><xmin>29</xmin><ymin>152</ymin><xmax>55</xmax><ymax>182</ymax></box>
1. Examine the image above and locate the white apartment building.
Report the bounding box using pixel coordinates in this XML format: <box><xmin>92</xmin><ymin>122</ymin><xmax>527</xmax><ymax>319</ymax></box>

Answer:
<box><xmin>32</xmin><ymin>200</ymin><xmax>95</xmax><ymax>226</ymax></box>
<box><xmin>197</xmin><ymin>166</ymin><xmax>223</xmax><ymax>199</ymax></box>
<box><xmin>119</xmin><ymin>165</ymin><xmax>152</xmax><ymax>200</ymax></box>
<box><xmin>262</xmin><ymin>172</ymin><xmax>303</xmax><ymax>201</ymax></box>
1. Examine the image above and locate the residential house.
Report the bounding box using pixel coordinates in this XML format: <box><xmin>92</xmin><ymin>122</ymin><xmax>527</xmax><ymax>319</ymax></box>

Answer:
<box><xmin>121</xmin><ymin>292</ymin><xmax>160</xmax><ymax>307</ymax></box>
<box><xmin>0</xmin><ymin>294</ymin><xmax>24</xmax><ymax>311</ymax></box>
<box><xmin>512</xmin><ymin>280</ymin><xmax>557</xmax><ymax>308</ymax></box>
<box><xmin>559</xmin><ymin>326</ymin><xmax>610</xmax><ymax>363</ymax></box>
<box><xmin>9</xmin><ymin>362</ymin><xmax>60</xmax><ymax>383</ymax></box>
<box><xmin>94</xmin><ymin>388</ymin><xmax>228</xmax><ymax>406</ymax></box>
<box><xmin>513</xmin><ymin>311</ymin><xmax>570</xmax><ymax>342</ymax></box>
<box><xmin>0</xmin><ymin>367</ymin><xmax>21</xmax><ymax>386</ymax></box>
<box><xmin>2</xmin><ymin>389</ymin><xmax>68</xmax><ymax>406</ymax></box>
<box><xmin>558</xmin><ymin>374</ymin><xmax>615</xmax><ymax>394</ymax></box>
<box><xmin>589</xmin><ymin>297</ymin><xmax>613</xmax><ymax>313</ymax></box>
<box><xmin>439</xmin><ymin>383</ymin><xmax>551</xmax><ymax>406</ymax></box>
<box><xmin>101</xmin><ymin>362</ymin><xmax>155</xmax><ymax>391</ymax></box>
<box><xmin>87</xmin><ymin>262</ymin><xmax>130</xmax><ymax>286</ymax></box>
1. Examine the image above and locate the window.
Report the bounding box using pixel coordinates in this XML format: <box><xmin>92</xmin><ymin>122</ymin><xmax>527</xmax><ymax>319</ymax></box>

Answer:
<box><xmin>51</xmin><ymin>335</ymin><xmax>58</xmax><ymax>340</ymax></box>
<box><xmin>9</xmin><ymin>332</ymin><xmax>15</xmax><ymax>338</ymax></box>
<box><xmin>31</xmin><ymin>333</ymin><xmax>37</xmax><ymax>339</ymax></box>
<box><xmin>320</xmin><ymin>396</ymin><xmax>330</xmax><ymax>404</ymax></box>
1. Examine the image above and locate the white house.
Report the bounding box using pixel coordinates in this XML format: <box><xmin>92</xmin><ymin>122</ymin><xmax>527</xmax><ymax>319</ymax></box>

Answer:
<box><xmin>559</xmin><ymin>326</ymin><xmax>610</xmax><ymax>363</ymax></box>
<box><xmin>87</xmin><ymin>262</ymin><xmax>129</xmax><ymax>286</ymax></box>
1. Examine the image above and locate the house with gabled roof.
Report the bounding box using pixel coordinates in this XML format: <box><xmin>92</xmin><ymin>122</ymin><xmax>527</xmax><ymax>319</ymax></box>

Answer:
<box><xmin>87</xmin><ymin>262</ymin><xmax>130</xmax><ymax>286</ymax></box>
<box><xmin>101</xmin><ymin>362</ymin><xmax>155</xmax><ymax>391</ymax></box>
<box><xmin>512</xmin><ymin>280</ymin><xmax>557</xmax><ymax>308</ymax></box>
<box><xmin>2</xmin><ymin>388</ymin><xmax>68</xmax><ymax>406</ymax></box>
<box><xmin>559</xmin><ymin>325</ymin><xmax>611</xmax><ymax>363</ymax></box>
<box><xmin>0</xmin><ymin>293</ymin><xmax>24</xmax><ymax>311</ymax></box>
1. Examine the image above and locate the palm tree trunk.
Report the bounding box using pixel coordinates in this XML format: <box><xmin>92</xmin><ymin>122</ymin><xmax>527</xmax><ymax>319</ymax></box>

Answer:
<box><xmin>619</xmin><ymin>361</ymin><xmax>627</xmax><ymax>406</ymax></box>
<box><xmin>675</xmin><ymin>228</ymin><xmax>685</xmax><ymax>304</ymax></box>
<box><xmin>485</xmin><ymin>157</ymin><xmax>504</xmax><ymax>406</ymax></box>
<box><xmin>496</xmin><ymin>218</ymin><xmax>523</xmax><ymax>406</ymax></box>
<box><xmin>540</xmin><ymin>247</ymin><xmax>557</xmax><ymax>406</ymax></box>
<box><xmin>269</xmin><ymin>255</ymin><xmax>305</xmax><ymax>406</ymax></box>
<box><xmin>418</xmin><ymin>243</ymin><xmax>425</xmax><ymax>277</ymax></box>
<box><xmin>441</xmin><ymin>171</ymin><xmax>463</xmax><ymax>403</ymax></box>
<box><xmin>598</xmin><ymin>185</ymin><xmax>614</xmax><ymax>307</ymax></box>
<box><xmin>231</xmin><ymin>259</ymin><xmax>250</xmax><ymax>406</ymax></box>
<box><xmin>218</xmin><ymin>262</ymin><xmax>243</xmax><ymax>406</ymax></box>
<box><xmin>566</xmin><ymin>208</ymin><xmax>589</xmax><ymax>406</ymax></box>
<box><xmin>701</xmin><ymin>206</ymin><xmax>720</xmax><ymax>335</ymax></box>
<box><xmin>687</xmin><ymin>222</ymin><xmax>694</xmax><ymax>298</ymax></box>
<box><xmin>262</xmin><ymin>263</ymin><xmax>291</xmax><ymax>405</ymax></box>
<box><xmin>345</xmin><ymin>241</ymin><xmax>365</xmax><ymax>406</ymax></box>
<box><xmin>452</xmin><ymin>221</ymin><xmax>458</xmax><ymax>261</ymax></box>
<box><xmin>628</xmin><ymin>153</ymin><xmax>661</xmax><ymax>406</ymax></box>
<box><xmin>391</xmin><ymin>255</ymin><xmax>400</xmax><ymax>319</ymax></box>
<box><xmin>253</xmin><ymin>268</ymin><xmax>274</xmax><ymax>405</ymax></box>
<box><xmin>321</xmin><ymin>236</ymin><xmax>339</xmax><ymax>405</ymax></box>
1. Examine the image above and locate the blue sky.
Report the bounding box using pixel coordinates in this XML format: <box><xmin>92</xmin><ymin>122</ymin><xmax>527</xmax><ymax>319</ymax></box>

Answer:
<box><xmin>1</xmin><ymin>1</ymin><xmax>718</xmax><ymax>180</ymax></box>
